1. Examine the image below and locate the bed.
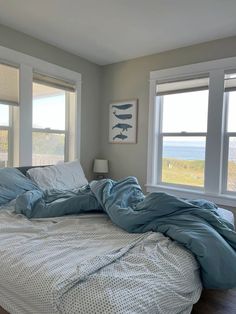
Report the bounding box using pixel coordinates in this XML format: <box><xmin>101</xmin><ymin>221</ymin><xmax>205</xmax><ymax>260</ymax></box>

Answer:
<box><xmin>0</xmin><ymin>163</ymin><xmax>235</xmax><ymax>314</ymax></box>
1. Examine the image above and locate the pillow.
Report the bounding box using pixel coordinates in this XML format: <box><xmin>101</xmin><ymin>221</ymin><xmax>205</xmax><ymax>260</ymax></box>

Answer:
<box><xmin>0</xmin><ymin>168</ymin><xmax>39</xmax><ymax>206</ymax></box>
<box><xmin>27</xmin><ymin>160</ymin><xmax>88</xmax><ymax>191</ymax></box>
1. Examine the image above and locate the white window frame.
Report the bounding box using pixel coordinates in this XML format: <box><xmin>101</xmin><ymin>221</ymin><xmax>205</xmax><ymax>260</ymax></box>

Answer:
<box><xmin>222</xmin><ymin>91</ymin><xmax>236</xmax><ymax>195</ymax></box>
<box><xmin>0</xmin><ymin>45</ymin><xmax>82</xmax><ymax>167</ymax></box>
<box><xmin>0</xmin><ymin>102</ymin><xmax>13</xmax><ymax>167</ymax></box>
<box><xmin>32</xmin><ymin>84</ymin><xmax>71</xmax><ymax>165</ymax></box>
<box><xmin>156</xmin><ymin>91</ymin><xmax>208</xmax><ymax>191</ymax></box>
<box><xmin>147</xmin><ymin>57</ymin><xmax>236</xmax><ymax>207</ymax></box>
<box><xmin>0</xmin><ymin>104</ymin><xmax>13</xmax><ymax>167</ymax></box>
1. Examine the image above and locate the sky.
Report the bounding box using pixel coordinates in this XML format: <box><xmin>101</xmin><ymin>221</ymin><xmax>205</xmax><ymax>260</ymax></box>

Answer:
<box><xmin>0</xmin><ymin>93</ymin><xmax>66</xmax><ymax>129</ymax></box>
<box><xmin>228</xmin><ymin>91</ymin><xmax>236</xmax><ymax>132</ymax></box>
<box><xmin>162</xmin><ymin>90</ymin><xmax>208</xmax><ymax>134</ymax></box>
<box><xmin>33</xmin><ymin>94</ymin><xmax>65</xmax><ymax>130</ymax></box>
<box><xmin>0</xmin><ymin>80</ymin><xmax>67</xmax><ymax>129</ymax></box>
<box><xmin>160</xmin><ymin>90</ymin><xmax>236</xmax><ymax>140</ymax></box>
<box><xmin>0</xmin><ymin>104</ymin><xmax>9</xmax><ymax>125</ymax></box>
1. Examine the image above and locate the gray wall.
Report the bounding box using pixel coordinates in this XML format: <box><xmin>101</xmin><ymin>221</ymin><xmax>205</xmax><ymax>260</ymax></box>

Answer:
<box><xmin>101</xmin><ymin>36</ymin><xmax>236</xmax><ymax>191</ymax></box>
<box><xmin>1</xmin><ymin>22</ymin><xmax>236</xmax><ymax>212</ymax></box>
<box><xmin>0</xmin><ymin>24</ymin><xmax>102</xmax><ymax>180</ymax></box>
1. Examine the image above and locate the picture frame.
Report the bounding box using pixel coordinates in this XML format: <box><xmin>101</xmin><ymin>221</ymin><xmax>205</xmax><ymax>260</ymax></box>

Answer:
<box><xmin>109</xmin><ymin>99</ymin><xmax>138</xmax><ymax>143</ymax></box>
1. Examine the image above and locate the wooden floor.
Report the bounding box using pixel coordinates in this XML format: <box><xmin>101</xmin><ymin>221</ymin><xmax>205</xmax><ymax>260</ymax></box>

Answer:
<box><xmin>0</xmin><ymin>289</ymin><xmax>236</xmax><ymax>314</ymax></box>
<box><xmin>192</xmin><ymin>289</ymin><xmax>236</xmax><ymax>314</ymax></box>
<box><xmin>0</xmin><ymin>306</ymin><xmax>7</xmax><ymax>314</ymax></box>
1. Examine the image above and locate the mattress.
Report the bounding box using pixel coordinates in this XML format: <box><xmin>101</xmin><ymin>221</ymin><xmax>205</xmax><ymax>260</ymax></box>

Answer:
<box><xmin>0</xmin><ymin>203</ymin><xmax>202</xmax><ymax>314</ymax></box>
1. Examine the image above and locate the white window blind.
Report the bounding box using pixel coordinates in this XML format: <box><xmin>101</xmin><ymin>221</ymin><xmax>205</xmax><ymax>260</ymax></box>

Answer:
<box><xmin>0</xmin><ymin>63</ymin><xmax>19</xmax><ymax>105</ymax></box>
<box><xmin>156</xmin><ymin>76</ymin><xmax>209</xmax><ymax>95</ymax></box>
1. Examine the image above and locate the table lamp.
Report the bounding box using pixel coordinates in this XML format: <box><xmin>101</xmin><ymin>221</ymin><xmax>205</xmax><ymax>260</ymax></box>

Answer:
<box><xmin>93</xmin><ymin>159</ymin><xmax>109</xmax><ymax>179</ymax></box>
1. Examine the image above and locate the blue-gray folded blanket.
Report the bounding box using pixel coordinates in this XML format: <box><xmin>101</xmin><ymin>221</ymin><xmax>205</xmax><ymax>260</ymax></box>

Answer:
<box><xmin>15</xmin><ymin>176</ymin><xmax>236</xmax><ymax>289</ymax></box>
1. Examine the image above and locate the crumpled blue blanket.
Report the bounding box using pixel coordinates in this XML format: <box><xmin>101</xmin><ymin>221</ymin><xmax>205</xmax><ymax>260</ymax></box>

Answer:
<box><xmin>15</xmin><ymin>186</ymin><xmax>102</xmax><ymax>218</ymax></box>
<box><xmin>15</xmin><ymin>176</ymin><xmax>236</xmax><ymax>289</ymax></box>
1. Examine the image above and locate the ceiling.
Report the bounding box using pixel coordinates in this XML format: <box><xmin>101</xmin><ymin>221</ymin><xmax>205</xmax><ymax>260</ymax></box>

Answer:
<box><xmin>0</xmin><ymin>0</ymin><xmax>236</xmax><ymax>65</ymax></box>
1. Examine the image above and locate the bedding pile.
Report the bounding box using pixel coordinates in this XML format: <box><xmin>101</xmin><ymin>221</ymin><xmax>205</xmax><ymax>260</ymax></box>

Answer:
<box><xmin>15</xmin><ymin>176</ymin><xmax>236</xmax><ymax>289</ymax></box>
<box><xmin>91</xmin><ymin>177</ymin><xmax>236</xmax><ymax>289</ymax></box>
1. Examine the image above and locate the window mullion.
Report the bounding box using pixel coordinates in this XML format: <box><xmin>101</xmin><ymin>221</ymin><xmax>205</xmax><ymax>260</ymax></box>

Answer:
<box><xmin>161</xmin><ymin>132</ymin><xmax>206</xmax><ymax>137</ymax></box>
<box><xmin>0</xmin><ymin>126</ymin><xmax>9</xmax><ymax>167</ymax></box>
<box><xmin>221</xmin><ymin>93</ymin><xmax>229</xmax><ymax>193</ymax></box>
<box><xmin>226</xmin><ymin>132</ymin><xmax>236</xmax><ymax>137</ymax></box>
<box><xmin>222</xmin><ymin>133</ymin><xmax>229</xmax><ymax>193</ymax></box>
<box><xmin>32</xmin><ymin>128</ymin><xmax>65</xmax><ymax>134</ymax></box>
<box><xmin>18</xmin><ymin>64</ymin><xmax>33</xmax><ymax>166</ymax></box>
<box><xmin>204</xmin><ymin>69</ymin><xmax>225</xmax><ymax>195</ymax></box>
<box><xmin>64</xmin><ymin>92</ymin><xmax>70</xmax><ymax>162</ymax></box>
<box><xmin>147</xmin><ymin>78</ymin><xmax>159</xmax><ymax>185</ymax></box>
<box><xmin>156</xmin><ymin>96</ymin><xmax>163</xmax><ymax>184</ymax></box>
<box><xmin>8</xmin><ymin>106</ymin><xmax>13</xmax><ymax>167</ymax></box>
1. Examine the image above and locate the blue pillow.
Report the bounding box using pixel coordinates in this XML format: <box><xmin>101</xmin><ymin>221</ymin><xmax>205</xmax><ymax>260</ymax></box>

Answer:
<box><xmin>0</xmin><ymin>168</ymin><xmax>39</xmax><ymax>206</ymax></box>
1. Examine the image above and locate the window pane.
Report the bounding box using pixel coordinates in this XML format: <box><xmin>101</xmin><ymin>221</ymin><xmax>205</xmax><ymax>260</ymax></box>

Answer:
<box><xmin>162</xmin><ymin>137</ymin><xmax>206</xmax><ymax>187</ymax></box>
<box><xmin>33</xmin><ymin>83</ymin><xmax>66</xmax><ymax>130</ymax></box>
<box><xmin>0</xmin><ymin>104</ymin><xmax>9</xmax><ymax>126</ymax></box>
<box><xmin>161</xmin><ymin>90</ymin><xmax>208</xmax><ymax>133</ymax></box>
<box><xmin>0</xmin><ymin>130</ymin><xmax>8</xmax><ymax>168</ymax></box>
<box><xmin>32</xmin><ymin>132</ymin><xmax>65</xmax><ymax>166</ymax></box>
<box><xmin>227</xmin><ymin>137</ymin><xmax>236</xmax><ymax>191</ymax></box>
<box><xmin>227</xmin><ymin>91</ymin><xmax>236</xmax><ymax>132</ymax></box>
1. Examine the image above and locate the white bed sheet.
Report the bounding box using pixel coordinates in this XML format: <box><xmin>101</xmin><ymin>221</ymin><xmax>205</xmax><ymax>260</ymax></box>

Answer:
<box><xmin>0</xmin><ymin>204</ymin><xmax>203</xmax><ymax>314</ymax></box>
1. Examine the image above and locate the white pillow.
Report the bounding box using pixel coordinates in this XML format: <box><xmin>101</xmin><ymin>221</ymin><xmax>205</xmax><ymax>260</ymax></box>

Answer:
<box><xmin>27</xmin><ymin>161</ymin><xmax>88</xmax><ymax>191</ymax></box>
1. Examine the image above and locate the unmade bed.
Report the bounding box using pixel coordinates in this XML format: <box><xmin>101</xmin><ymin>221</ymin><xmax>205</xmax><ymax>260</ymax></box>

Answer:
<box><xmin>0</xmin><ymin>163</ymin><xmax>235</xmax><ymax>314</ymax></box>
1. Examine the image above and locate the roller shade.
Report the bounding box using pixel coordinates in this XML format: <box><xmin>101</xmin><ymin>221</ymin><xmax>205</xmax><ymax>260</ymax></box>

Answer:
<box><xmin>225</xmin><ymin>74</ymin><xmax>236</xmax><ymax>92</ymax></box>
<box><xmin>33</xmin><ymin>82</ymin><xmax>65</xmax><ymax>98</ymax></box>
<box><xmin>156</xmin><ymin>77</ymin><xmax>209</xmax><ymax>96</ymax></box>
<box><xmin>0</xmin><ymin>63</ymin><xmax>19</xmax><ymax>106</ymax></box>
<box><xmin>33</xmin><ymin>72</ymin><xmax>76</xmax><ymax>93</ymax></box>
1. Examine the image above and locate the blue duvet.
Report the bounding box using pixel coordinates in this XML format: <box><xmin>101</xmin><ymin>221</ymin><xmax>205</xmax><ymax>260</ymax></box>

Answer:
<box><xmin>15</xmin><ymin>176</ymin><xmax>236</xmax><ymax>289</ymax></box>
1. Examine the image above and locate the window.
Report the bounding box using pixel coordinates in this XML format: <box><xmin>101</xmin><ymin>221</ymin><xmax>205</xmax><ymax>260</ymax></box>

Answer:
<box><xmin>157</xmin><ymin>77</ymin><xmax>209</xmax><ymax>188</ymax></box>
<box><xmin>32</xmin><ymin>82</ymin><xmax>67</xmax><ymax>165</ymax></box>
<box><xmin>223</xmin><ymin>73</ymin><xmax>236</xmax><ymax>192</ymax></box>
<box><xmin>0</xmin><ymin>47</ymin><xmax>81</xmax><ymax>168</ymax></box>
<box><xmin>148</xmin><ymin>59</ymin><xmax>236</xmax><ymax>206</ymax></box>
<box><xmin>32</xmin><ymin>74</ymin><xmax>76</xmax><ymax>166</ymax></box>
<box><xmin>0</xmin><ymin>63</ymin><xmax>19</xmax><ymax>167</ymax></box>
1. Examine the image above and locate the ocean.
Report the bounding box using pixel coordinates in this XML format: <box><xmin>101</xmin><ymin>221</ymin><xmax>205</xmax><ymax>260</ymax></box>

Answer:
<box><xmin>163</xmin><ymin>145</ymin><xmax>205</xmax><ymax>160</ymax></box>
<box><xmin>163</xmin><ymin>143</ymin><xmax>236</xmax><ymax>161</ymax></box>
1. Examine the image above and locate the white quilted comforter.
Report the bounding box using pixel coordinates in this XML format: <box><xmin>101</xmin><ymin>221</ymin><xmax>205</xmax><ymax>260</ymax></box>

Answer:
<box><xmin>0</xmin><ymin>204</ymin><xmax>202</xmax><ymax>314</ymax></box>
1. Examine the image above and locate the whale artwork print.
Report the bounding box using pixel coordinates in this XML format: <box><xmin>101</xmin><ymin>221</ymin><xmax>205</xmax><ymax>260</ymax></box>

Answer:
<box><xmin>113</xmin><ymin>133</ymin><xmax>128</xmax><ymax>141</ymax></box>
<box><xmin>109</xmin><ymin>100</ymin><xmax>138</xmax><ymax>143</ymax></box>
<box><xmin>112</xmin><ymin>104</ymin><xmax>133</xmax><ymax>110</ymax></box>
<box><xmin>112</xmin><ymin>123</ymin><xmax>133</xmax><ymax>132</ymax></box>
<box><xmin>113</xmin><ymin>111</ymin><xmax>132</xmax><ymax>120</ymax></box>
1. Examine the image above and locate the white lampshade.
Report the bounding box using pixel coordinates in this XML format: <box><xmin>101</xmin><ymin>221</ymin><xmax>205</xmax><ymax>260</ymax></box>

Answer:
<box><xmin>93</xmin><ymin>159</ymin><xmax>109</xmax><ymax>173</ymax></box>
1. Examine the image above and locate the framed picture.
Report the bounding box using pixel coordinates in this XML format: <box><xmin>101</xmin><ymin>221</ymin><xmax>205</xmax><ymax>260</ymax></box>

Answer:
<box><xmin>109</xmin><ymin>99</ymin><xmax>138</xmax><ymax>143</ymax></box>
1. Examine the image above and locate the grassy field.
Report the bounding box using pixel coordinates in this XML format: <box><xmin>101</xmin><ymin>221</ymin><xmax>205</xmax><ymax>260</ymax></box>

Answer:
<box><xmin>162</xmin><ymin>158</ymin><xmax>236</xmax><ymax>191</ymax></box>
<box><xmin>228</xmin><ymin>160</ymin><xmax>236</xmax><ymax>191</ymax></box>
<box><xmin>162</xmin><ymin>158</ymin><xmax>205</xmax><ymax>187</ymax></box>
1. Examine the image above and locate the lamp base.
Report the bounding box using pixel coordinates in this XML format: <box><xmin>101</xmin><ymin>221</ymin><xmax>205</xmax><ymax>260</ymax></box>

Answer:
<box><xmin>94</xmin><ymin>174</ymin><xmax>106</xmax><ymax>180</ymax></box>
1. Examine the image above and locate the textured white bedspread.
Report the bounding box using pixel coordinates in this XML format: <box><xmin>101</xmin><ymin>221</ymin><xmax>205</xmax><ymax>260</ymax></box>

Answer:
<box><xmin>0</xmin><ymin>206</ymin><xmax>202</xmax><ymax>314</ymax></box>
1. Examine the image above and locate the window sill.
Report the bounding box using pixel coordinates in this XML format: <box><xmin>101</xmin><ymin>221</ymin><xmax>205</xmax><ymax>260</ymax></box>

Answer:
<box><xmin>145</xmin><ymin>184</ymin><xmax>236</xmax><ymax>208</ymax></box>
